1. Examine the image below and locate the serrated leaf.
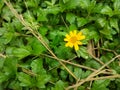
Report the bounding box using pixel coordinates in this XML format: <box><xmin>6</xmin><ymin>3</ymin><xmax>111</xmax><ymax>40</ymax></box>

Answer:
<box><xmin>31</xmin><ymin>38</ymin><xmax>46</xmax><ymax>55</ymax></box>
<box><xmin>93</xmin><ymin>3</ymin><xmax>103</xmax><ymax>13</ymax></box>
<box><xmin>36</xmin><ymin>75</ymin><xmax>51</xmax><ymax>88</ymax></box>
<box><xmin>2</xmin><ymin>7</ymin><xmax>14</xmax><ymax>21</ymax></box>
<box><xmin>77</xmin><ymin>17</ymin><xmax>88</xmax><ymax>27</ymax></box>
<box><xmin>53</xmin><ymin>80</ymin><xmax>65</xmax><ymax>90</ymax></box>
<box><xmin>52</xmin><ymin>0</ymin><xmax>56</xmax><ymax>5</ymax></box>
<box><xmin>110</xmin><ymin>18</ymin><xmax>119</xmax><ymax>33</ymax></box>
<box><xmin>97</xmin><ymin>18</ymin><xmax>107</xmax><ymax>27</ymax></box>
<box><xmin>100</xmin><ymin>28</ymin><xmax>113</xmax><ymax>40</ymax></box>
<box><xmin>81</xmin><ymin>70</ymin><xmax>92</xmax><ymax>79</ymax></box>
<box><xmin>0</xmin><ymin>72</ymin><xmax>8</xmax><ymax>83</ymax></box>
<box><xmin>45</xmin><ymin>57</ymin><xmax>59</xmax><ymax>67</ymax></box>
<box><xmin>91</xmin><ymin>79</ymin><xmax>110</xmax><ymax>90</ymax></box>
<box><xmin>37</xmin><ymin>9</ymin><xmax>48</xmax><ymax>21</ymax></box>
<box><xmin>0</xmin><ymin>1</ymin><xmax>4</xmax><ymax>10</ymax></box>
<box><xmin>45</xmin><ymin>6</ymin><xmax>60</xmax><ymax>15</ymax></box>
<box><xmin>60</xmin><ymin>70</ymin><xmax>68</xmax><ymax>80</ymax></box>
<box><xmin>12</xmin><ymin>48</ymin><xmax>30</xmax><ymax>59</ymax></box>
<box><xmin>66</xmin><ymin>13</ymin><xmax>76</xmax><ymax>24</ymax></box>
<box><xmin>74</xmin><ymin>68</ymin><xmax>82</xmax><ymax>79</ymax></box>
<box><xmin>31</xmin><ymin>59</ymin><xmax>45</xmax><ymax>74</ymax></box>
<box><xmin>69</xmin><ymin>24</ymin><xmax>77</xmax><ymax>30</ymax></box>
<box><xmin>3</xmin><ymin>32</ymin><xmax>13</xmax><ymax>44</ymax></box>
<box><xmin>113</xmin><ymin>0</ymin><xmax>120</xmax><ymax>11</ymax></box>
<box><xmin>76</xmin><ymin>46</ymin><xmax>89</xmax><ymax>59</ymax></box>
<box><xmin>79</xmin><ymin>0</ymin><xmax>90</xmax><ymax>9</ymax></box>
<box><xmin>60</xmin><ymin>0</ymin><xmax>80</xmax><ymax>10</ymax></box>
<box><xmin>0</xmin><ymin>58</ymin><xmax>5</xmax><ymax>69</ymax></box>
<box><xmin>18</xmin><ymin>72</ymin><xmax>32</xmax><ymax>87</ymax></box>
<box><xmin>45</xmin><ymin>1</ymin><xmax>53</xmax><ymax>6</ymax></box>
<box><xmin>88</xmin><ymin>0</ymin><xmax>96</xmax><ymax>12</ymax></box>
<box><xmin>63</xmin><ymin>0</ymin><xmax>69</xmax><ymax>3</ymax></box>
<box><xmin>55</xmin><ymin>46</ymin><xmax>75</xmax><ymax>59</ymax></box>
<box><xmin>4</xmin><ymin>57</ymin><xmax>17</xmax><ymax>74</ymax></box>
<box><xmin>101</xmin><ymin>5</ymin><xmax>113</xmax><ymax>17</ymax></box>
<box><xmin>81</xmin><ymin>28</ymin><xmax>99</xmax><ymax>43</ymax></box>
<box><xmin>85</xmin><ymin>59</ymin><xmax>101</xmax><ymax>69</ymax></box>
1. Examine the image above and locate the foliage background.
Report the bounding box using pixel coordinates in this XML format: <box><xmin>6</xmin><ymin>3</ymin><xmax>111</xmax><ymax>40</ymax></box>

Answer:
<box><xmin>0</xmin><ymin>0</ymin><xmax>120</xmax><ymax>90</ymax></box>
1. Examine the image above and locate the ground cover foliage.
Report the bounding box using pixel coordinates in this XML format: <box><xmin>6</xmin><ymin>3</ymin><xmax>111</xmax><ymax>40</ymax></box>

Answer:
<box><xmin>0</xmin><ymin>0</ymin><xmax>120</xmax><ymax>90</ymax></box>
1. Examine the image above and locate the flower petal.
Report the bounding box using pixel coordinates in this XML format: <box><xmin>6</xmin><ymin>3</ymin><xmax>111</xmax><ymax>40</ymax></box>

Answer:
<box><xmin>78</xmin><ymin>35</ymin><xmax>85</xmax><ymax>40</ymax></box>
<box><xmin>69</xmin><ymin>43</ymin><xmax>73</xmax><ymax>48</ymax></box>
<box><xmin>66</xmin><ymin>34</ymin><xmax>70</xmax><ymax>38</ymax></box>
<box><xmin>74</xmin><ymin>44</ymin><xmax>79</xmax><ymax>51</ymax></box>
<box><xmin>64</xmin><ymin>38</ymin><xmax>69</xmax><ymax>41</ymax></box>
<box><xmin>73</xmin><ymin>30</ymin><xmax>77</xmax><ymax>35</ymax></box>
<box><xmin>77</xmin><ymin>32</ymin><xmax>82</xmax><ymax>36</ymax></box>
<box><xmin>70</xmin><ymin>31</ymin><xmax>74</xmax><ymax>36</ymax></box>
<box><xmin>65</xmin><ymin>42</ymin><xmax>73</xmax><ymax>48</ymax></box>
<box><xmin>77</xmin><ymin>41</ymin><xmax>82</xmax><ymax>45</ymax></box>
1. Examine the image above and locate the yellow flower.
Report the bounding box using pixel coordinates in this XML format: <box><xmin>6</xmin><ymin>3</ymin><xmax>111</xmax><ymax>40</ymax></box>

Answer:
<box><xmin>64</xmin><ymin>30</ymin><xmax>85</xmax><ymax>51</ymax></box>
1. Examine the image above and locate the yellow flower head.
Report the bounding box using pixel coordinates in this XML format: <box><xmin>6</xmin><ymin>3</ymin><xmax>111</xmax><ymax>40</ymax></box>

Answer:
<box><xmin>64</xmin><ymin>30</ymin><xmax>85</xmax><ymax>51</ymax></box>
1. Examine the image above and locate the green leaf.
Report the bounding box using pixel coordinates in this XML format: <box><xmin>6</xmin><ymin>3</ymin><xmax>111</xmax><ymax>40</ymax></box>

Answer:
<box><xmin>39</xmin><ymin>26</ymin><xmax>48</xmax><ymax>36</ymax></box>
<box><xmin>17</xmin><ymin>72</ymin><xmax>32</xmax><ymax>87</ymax></box>
<box><xmin>110</xmin><ymin>18</ymin><xmax>119</xmax><ymax>33</ymax></box>
<box><xmin>46</xmin><ymin>6</ymin><xmax>60</xmax><ymax>15</ymax></box>
<box><xmin>53</xmin><ymin>80</ymin><xmax>65</xmax><ymax>90</ymax></box>
<box><xmin>0</xmin><ymin>1</ymin><xmax>4</xmax><ymax>11</ymax></box>
<box><xmin>113</xmin><ymin>0</ymin><xmax>120</xmax><ymax>11</ymax></box>
<box><xmin>69</xmin><ymin>24</ymin><xmax>77</xmax><ymax>31</ymax></box>
<box><xmin>74</xmin><ymin>68</ymin><xmax>82</xmax><ymax>79</ymax></box>
<box><xmin>63</xmin><ymin>0</ymin><xmax>69</xmax><ymax>3</ymax></box>
<box><xmin>2</xmin><ymin>32</ymin><xmax>13</xmax><ymax>44</ymax></box>
<box><xmin>76</xmin><ymin>46</ymin><xmax>89</xmax><ymax>59</ymax></box>
<box><xmin>4</xmin><ymin>57</ymin><xmax>17</xmax><ymax>74</ymax></box>
<box><xmin>81</xmin><ymin>70</ymin><xmax>92</xmax><ymax>79</ymax></box>
<box><xmin>1</xmin><ymin>57</ymin><xmax>17</xmax><ymax>83</ymax></box>
<box><xmin>12</xmin><ymin>18</ymin><xmax>23</xmax><ymax>31</ymax></box>
<box><xmin>78</xmin><ymin>86</ymin><xmax>85</xmax><ymax>90</ymax></box>
<box><xmin>2</xmin><ymin>6</ymin><xmax>14</xmax><ymax>21</ymax></box>
<box><xmin>31</xmin><ymin>38</ymin><xmax>46</xmax><ymax>55</ymax></box>
<box><xmin>45</xmin><ymin>57</ymin><xmax>59</xmax><ymax>68</ymax></box>
<box><xmin>36</xmin><ymin>75</ymin><xmax>51</xmax><ymax>88</ymax></box>
<box><xmin>55</xmin><ymin>45</ymin><xmax>75</xmax><ymax>59</ymax></box>
<box><xmin>93</xmin><ymin>3</ymin><xmax>103</xmax><ymax>13</ymax></box>
<box><xmin>12</xmin><ymin>47</ymin><xmax>30</xmax><ymax>59</ymax></box>
<box><xmin>88</xmin><ymin>0</ymin><xmax>96</xmax><ymax>12</ymax></box>
<box><xmin>45</xmin><ymin>1</ymin><xmax>53</xmax><ymax>6</ymax></box>
<box><xmin>77</xmin><ymin>17</ymin><xmax>88</xmax><ymax>27</ymax></box>
<box><xmin>100</xmin><ymin>28</ymin><xmax>113</xmax><ymax>40</ymax></box>
<box><xmin>59</xmin><ymin>0</ymin><xmax>80</xmax><ymax>10</ymax></box>
<box><xmin>96</xmin><ymin>17</ymin><xmax>107</xmax><ymax>27</ymax></box>
<box><xmin>0</xmin><ymin>72</ymin><xmax>8</xmax><ymax>83</ymax></box>
<box><xmin>51</xmin><ymin>0</ymin><xmax>56</xmax><ymax>5</ymax></box>
<box><xmin>60</xmin><ymin>70</ymin><xmax>68</xmax><ymax>80</ymax></box>
<box><xmin>79</xmin><ymin>0</ymin><xmax>90</xmax><ymax>9</ymax></box>
<box><xmin>101</xmin><ymin>5</ymin><xmax>113</xmax><ymax>17</ymax></box>
<box><xmin>37</xmin><ymin>9</ymin><xmax>48</xmax><ymax>21</ymax></box>
<box><xmin>31</xmin><ymin>59</ymin><xmax>46</xmax><ymax>74</ymax></box>
<box><xmin>8</xmin><ymin>80</ymin><xmax>22</xmax><ymax>90</ymax></box>
<box><xmin>66</xmin><ymin>13</ymin><xmax>76</xmax><ymax>24</ymax></box>
<box><xmin>0</xmin><ymin>58</ymin><xmax>5</xmax><ymax>69</ymax></box>
<box><xmin>84</xmin><ymin>59</ymin><xmax>101</xmax><ymax>69</ymax></box>
<box><xmin>91</xmin><ymin>79</ymin><xmax>110</xmax><ymax>90</ymax></box>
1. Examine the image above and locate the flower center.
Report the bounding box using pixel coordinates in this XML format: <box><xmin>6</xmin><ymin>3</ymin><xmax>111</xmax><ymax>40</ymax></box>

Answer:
<box><xmin>70</xmin><ymin>36</ymin><xmax>77</xmax><ymax>43</ymax></box>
